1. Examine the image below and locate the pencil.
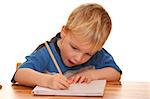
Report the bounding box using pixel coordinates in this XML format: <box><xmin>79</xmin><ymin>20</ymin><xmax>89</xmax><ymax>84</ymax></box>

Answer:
<box><xmin>44</xmin><ymin>41</ymin><xmax>63</xmax><ymax>75</ymax></box>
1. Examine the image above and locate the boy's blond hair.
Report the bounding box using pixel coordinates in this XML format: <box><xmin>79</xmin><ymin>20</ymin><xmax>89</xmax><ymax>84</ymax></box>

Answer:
<box><xmin>64</xmin><ymin>3</ymin><xmax>112</xmax><ymax>52</ymax></box>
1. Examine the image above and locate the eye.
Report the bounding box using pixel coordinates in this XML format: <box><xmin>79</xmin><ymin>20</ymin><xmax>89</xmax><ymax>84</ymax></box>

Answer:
<box><xmin>71</xmin><ymin>45</ymin><xmax>77</xmax><ymax>50</ymax></box>
<box><xmin>86</xmin><ymin>53</ymin><xmax>92</xmax><ymax>56</ymax></box>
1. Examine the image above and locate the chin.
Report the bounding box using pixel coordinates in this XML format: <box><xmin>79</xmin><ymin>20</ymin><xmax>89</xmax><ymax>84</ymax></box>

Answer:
<box><xmin>64</xmin><ymin>61</ymin><xmax>75</xmax><ymax>67</ymax></box>
<box><xmin>62</xmin><ymin>60</ymin><xmax>71</xmax><ymax>66</ymax></box>
<box><xmin>65</xmin><ymin>63</ymin><xmax>75</xmax><ymax>67</ymax></box>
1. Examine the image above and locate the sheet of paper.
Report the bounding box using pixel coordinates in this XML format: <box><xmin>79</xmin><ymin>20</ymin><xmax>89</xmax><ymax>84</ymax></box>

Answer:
<box><xmin>32</xmin><ymin>80</ymin><xmax>106</xmax><ymax>96</ymax></box>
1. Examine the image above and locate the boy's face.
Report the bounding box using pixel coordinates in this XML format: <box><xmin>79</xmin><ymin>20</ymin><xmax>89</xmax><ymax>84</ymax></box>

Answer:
<box><xmin>58</xmin><ymin>28</ymin><xmax>97</xmax><ymax>67</ymax></box>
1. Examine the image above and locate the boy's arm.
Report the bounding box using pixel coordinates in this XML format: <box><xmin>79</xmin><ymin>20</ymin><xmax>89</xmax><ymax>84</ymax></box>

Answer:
<box><xmin>91</xmin><ymin>67</ymin><xmax>121</xmax><ymax>81</ymax></box>
<box><xmin>68</xmin><ymin>67</ymin><xmax>121</xmax><ymax>83</ymax></box>
<box><xmin>14</xmin><ymin>68</ymin><xmax>51</xmax><ymax>87</ymax></box>
<box><xmin>14</xmin><ymin>68</ymin><xmax>70</xmax><ymax>89</ymax></box>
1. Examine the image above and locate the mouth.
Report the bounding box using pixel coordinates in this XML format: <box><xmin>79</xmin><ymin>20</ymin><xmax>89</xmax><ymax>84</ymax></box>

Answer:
<box><xmin>67</xmin><ymin>60</ymin><xmax>75</xmax><ymax>66</ymax></box>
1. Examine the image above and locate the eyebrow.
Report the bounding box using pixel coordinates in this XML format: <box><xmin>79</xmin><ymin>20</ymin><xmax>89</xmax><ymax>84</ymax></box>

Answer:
<box><xmin>70</xmin><ymin>42</ymin><xmax>79</xmax><ymax>49</ymax></box>
<box><xmin>69</xmin><ymin>42</ymin><xmax>94</xmax><ymax>55</ymax></box>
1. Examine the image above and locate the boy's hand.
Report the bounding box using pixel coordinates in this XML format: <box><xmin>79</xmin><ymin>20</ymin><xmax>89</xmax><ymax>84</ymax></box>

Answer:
<box><xmin>47</xmin><ymin>74</ymin><xmax>70</xmax><ymax>90</ymax></box>
<box><xmin>68</xmin><ymin>75</ymin><xmax>89</xmax><ymax>84</ymax></box>
<box><xmin>68</xmin><ymin>69</ymin><xmax>95</xmax><ymax>84</ymax></box>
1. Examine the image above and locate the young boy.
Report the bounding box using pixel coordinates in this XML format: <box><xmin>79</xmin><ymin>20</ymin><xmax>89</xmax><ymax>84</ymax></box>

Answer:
<box><xmin>12</xmin><ymin>3</ymin><xmax>122</xmax><ymax>90</ymax></box>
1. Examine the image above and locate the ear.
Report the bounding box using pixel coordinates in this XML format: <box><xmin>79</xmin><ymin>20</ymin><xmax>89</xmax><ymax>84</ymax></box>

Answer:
<box><xmin>60</xmin><ymin>26</ymin><xmax>67</xmax><ymax>39</ymax></box>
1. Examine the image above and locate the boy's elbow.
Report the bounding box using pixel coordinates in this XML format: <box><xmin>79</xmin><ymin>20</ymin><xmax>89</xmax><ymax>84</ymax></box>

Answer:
<box><xmin>109</xmin><ymin>69</ymin><xmax>122</xmax><ymax>81</ymax></box>
<box><xmin>14</xmin><ymin>69</ymin><xmax>24</xmax><ymax>82</ymax></box>
<box><xmin>113</xmin><ymin>72</ymin><xmax>121</xmax><ymax>81</ymax></box>
<box><xmin>105</xmin><ymin>67</ymin><xmax>122</xmax><ymax>81</ymax></box>
<box><xmin>14</xmin><ymin>68</ymin><xmax>31</xmax><ymax>84</ymax></box>
<box><xmin>97</xmin><ymin>67</ymin><xmax>122</xmax><ymax>81</ymax></box>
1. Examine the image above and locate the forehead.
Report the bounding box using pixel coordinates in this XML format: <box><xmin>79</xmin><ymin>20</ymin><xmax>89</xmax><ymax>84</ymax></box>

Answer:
<box><xmin>67</xmin><ymin>34</ymin><xmax>96</xmax><ymax>53</ymax></box>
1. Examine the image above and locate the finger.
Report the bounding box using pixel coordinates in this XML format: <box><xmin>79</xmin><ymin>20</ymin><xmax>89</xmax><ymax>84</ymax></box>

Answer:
<box><xmin>86</xmin><ymin>79</ymin><xmax>92</xmax><ymax>84</ymax></box>
<box><xmin>73</xmin><ymin>75</ymin><xmax>81</xmax><ymax>83</ymax></box>
<box><xmin>51</xmin><ymin>74</ymin><xmax>69</xmax><ymax>89</ymax></box>
<box><xmin>60</xmin><ymin>75</ymin><xmax>67</xmax><ymax>81</ymax></box>
<box><xmin>59</xmin><ymin>77</ymin><xmax>70</xmax><ymax>88</ymax></box>
<box><xmin>57</xmin><ymin>83</ymin><xmax>68</xmax><ymax>90</ymax></box>
<box><xmin>84</xmin><ymin>77</ymin><xmax>88</xmax><ymax>83</ymax></box>
<box><xmin>51</xmin><ymin>82</ymin><xmax>60</xmax><ymax>90</ymax></box>
<box><xmin>78</xmin><ymin>76</ymin><xmax>86</xmax><ymax>83</ymax></box>
<box><xmin>67</xmin><ymin>76</ymin><xmax>75</xmax><ymax>84</ymax></box>
<box><xmin>52</xmin><ymin>82</ymin><xmax>67</xmax><ymax>90</ymax></box>
<box><xmin>60</xmin><ymin>75</ymin><xmax>70</xmax><ymax>83</ymax></box>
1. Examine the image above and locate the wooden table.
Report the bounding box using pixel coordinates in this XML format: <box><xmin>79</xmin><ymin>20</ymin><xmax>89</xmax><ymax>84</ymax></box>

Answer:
<box><xmin>0</xmin><ymin>82</ymin><xmax>150</xmax><ymax>99</ymax></box>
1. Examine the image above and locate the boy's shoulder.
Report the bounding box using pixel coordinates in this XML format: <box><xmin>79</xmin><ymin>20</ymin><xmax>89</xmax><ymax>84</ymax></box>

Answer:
<box><xmin>96</xmin><ymin>48</ymin><xmax>112</xmax><ymax>57</ymax></box>
<box><xmin>87</xmin><ymin>48</ymin><xmax>114</xmax><ymax>65</ymax></box>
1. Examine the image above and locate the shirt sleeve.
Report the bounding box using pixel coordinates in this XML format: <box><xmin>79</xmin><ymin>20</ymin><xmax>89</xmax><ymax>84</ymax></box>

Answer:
<box><xmin>18</xmin><ymin>47</ymin><xmax>50</xmax><ymax>72</ymax></box>
<box><xmin>94</xmin><ymin>48</ymin><xmax>122</xmax><ymax>74</ymax></box>
<box><xmin>11</xmin><ymin>47</ymin><xmax>50</xmax><ymax>83</ymax></box>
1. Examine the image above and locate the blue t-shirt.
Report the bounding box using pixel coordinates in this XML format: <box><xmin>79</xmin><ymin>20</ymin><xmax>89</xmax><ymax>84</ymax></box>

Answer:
<box><xmin>11</xmin><ymin>33</ymin><xmax>122</xmax><ymax>83</ymax></box>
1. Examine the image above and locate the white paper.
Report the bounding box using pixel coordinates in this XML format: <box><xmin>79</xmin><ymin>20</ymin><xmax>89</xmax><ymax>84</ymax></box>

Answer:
<box><xmin>32</xmin><ymin>80</ymin><xmax>106</xmax><ymax>96</ymax></box>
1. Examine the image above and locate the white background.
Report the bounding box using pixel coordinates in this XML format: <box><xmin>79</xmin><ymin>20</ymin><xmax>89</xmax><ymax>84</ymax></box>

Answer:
<box><xmin>0</xmin><ymin>0</ymin><xmax>150</xmax><ymax>84</ymax></box>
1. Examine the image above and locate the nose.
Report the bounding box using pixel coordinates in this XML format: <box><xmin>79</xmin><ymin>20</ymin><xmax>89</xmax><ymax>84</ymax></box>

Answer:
<box><xmin>74</xmin><ymin>52</ymin><xmax>83</xmax><ymax>63</ymax></box>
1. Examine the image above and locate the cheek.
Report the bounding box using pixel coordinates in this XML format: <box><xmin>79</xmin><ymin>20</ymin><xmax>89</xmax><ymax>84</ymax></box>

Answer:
<box><xmin>82</xmin><ymin>56</ymin><xmax>91</xmax><ymax>63</ymax></box>
<box><xmin>61</xmin><ymin>44</ymin><xmax>73</xmax><ymax>59</ymax></box>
